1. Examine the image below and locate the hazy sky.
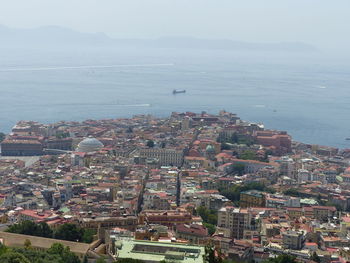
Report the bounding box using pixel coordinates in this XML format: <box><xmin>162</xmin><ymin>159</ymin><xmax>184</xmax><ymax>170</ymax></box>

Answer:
<box><xmin>0</xmin><ymin>0</ymin><xmax>349</xmax><ymax>51</ymax></box>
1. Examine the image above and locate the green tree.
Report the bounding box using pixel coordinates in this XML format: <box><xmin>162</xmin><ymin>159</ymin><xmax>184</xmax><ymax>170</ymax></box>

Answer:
<box><xmin>264</xmin><ymin>254</ymin><xmax>297</xmax><ymax>263</ymax></box>
<box><xmin>47</xmin><ymin>243</ymin><xmax>80</xmax><ymax>263</ymax></box>
<box><xmin>311</xmin><ymin>252</ymin><xmax>321</xmax><ymax>263</ymax></box>
<box><xmin>0</xmin><ymin>243</ymin><xmax>80</xmax><ymax>263</ymax></box>
<box><xmin>203</xmin><ymin>243</ymin><xmax>222</xmax><ymax>263</ymax></box>
<box><xmin>203</xmin><ymin>223</ymin><xmax>216</xmax><ymax>236</ymax></box>
<box><xmin>55</xmin><ymin>131</ymin><xmax>70</xmax><ymax>139</ymax></box>
<box><xmin>146</xmin><ymin>140</ymin><xmax>154</xmax><ymax>148</ymax></box>
<box><xmin>47</xmin><ymin>243</ymin><xmax>65</xmax><ymax>255</ymax></box>
<box><xmin>54</xmin><ymin>224</ymin><xmax>83</xmax><ymax>242</ymax></box>
<box><xmin>283</xmin><ymin>188</ymin><xmax>309</xmax><ymax>198</ymax></box>
<box><xmin>24</xmin><ymin>240</ymin><xmax>31</xmax><ymax>250</ymax></box>
<box><xmin>37</xmin><ymin>222</ymin><xmax>53</xmax><ymax>237</ymax></box>
<box><xmin>0</xmin><ymin>243</ymin><xmax>9</xmax><ymax>256</ymax></box>
<box><xmin>232</xmin><ymin>163</ymin><xmax>245</xmax><ymax>176</ymax></box>
<box><xmin>220</xmin><ymin>182</ymin><xmax>275</xmax><ymax>205</ymax></box>
<box><xmin>96</xmin><ymin>257</ymin><xmax>107</xmax><ymax>263</ymax></box>
<box><xmin>116</xmin><ymin>259</ymin><xmax>145</xmax><ymax>263</ymax></box>
<box><xmin>0</xmin><ymin>251</ymin><xmax>31</xmax><ymax>263</ymax></box>
<box><xmin>82</xmin><ymin>228</ymin><xmax>95</xmax><ymax>243</ymax></box>
<box><xmin>230</xmin><ymin>133</ymin><xmax>239</xmax><ymax>144</ymax></box>
<box><xmin>197</xmin><ymin>206</ymin><xmax>218</xmax><ymax>225</ymax></box>
<box><xmin>221</xmin><ymin>143</ymin><xmax>231</xmax><ymax>150</ymax></box>
<box><xmin>240</xmin><ymin>150</ymin><xmax>258</xmax><ymax>161</ymax></box>
<box><xmin>6</xmin><ymin>221</ymin><xmax>53</xmax><ymax>238</ymax></box>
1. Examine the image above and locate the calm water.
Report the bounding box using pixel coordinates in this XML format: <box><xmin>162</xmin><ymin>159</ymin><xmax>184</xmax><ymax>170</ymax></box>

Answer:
<box><xmin>0</xmin><ymin>47</ymin><xmax>349</xmax><ymax>148</ymax></box>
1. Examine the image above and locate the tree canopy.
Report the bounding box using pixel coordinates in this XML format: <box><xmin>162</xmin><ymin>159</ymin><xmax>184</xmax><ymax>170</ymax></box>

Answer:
<box><xmin>6</xmin><ymin>221</ymin><xmax>95</xmax><ymax>244</ymax></box>
<box><xmin>0</xmin><ymin>242</ymin><xmax>80</xmax><ymax>263</ymax></box>
<box><xmin>146</xmin><ymin>140</ymin><xmax>155</xmax><ymax>148</ymax></box>
<box><xmin>54</xmin><ymin>224</ymin><xmax>84</xmax><ymax>242</ymax></box>
<box><xmin>263</xmin><ymin>254</ymin><xmax>297</xmax><ymax>263</ymax></box>
<box><xmin>6</xmin><ymin>221</ymin><xmax>53</xmax><ymax>238</ymax></box>
<box><xmin>220</xmin><ymin>182</ymin><xmax>275</xmax><ymax>206</ymax></box>
<box><xmin>197</xmin><ymin>206</ymin><xmax>217</xmax><ymax>236</ymax></box>
<box><xmin>203</xmin><ymin>244</ymin><xmax>222</xmax><ymax>263</ymax></box>
<box><xmin>240</xmin><ymin>150</ymin><xmax>258</xmax><ymax>161</ymax></box>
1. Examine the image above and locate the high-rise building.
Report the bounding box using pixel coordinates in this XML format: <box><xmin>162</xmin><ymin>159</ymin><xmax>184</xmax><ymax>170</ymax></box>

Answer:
<box><xmin>217</xmin><ymin>207</ymin><xmax>253</xmax><ymax>239</ymax></box>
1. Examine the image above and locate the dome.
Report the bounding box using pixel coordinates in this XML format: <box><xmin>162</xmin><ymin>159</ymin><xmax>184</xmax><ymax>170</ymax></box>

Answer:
<box><xmin>206</xmin><ymin>144</ymin><xmax>215</xmax><ymax>153</ymax></box>
<box><xmin>76</xmin><ymin>136</ymin><xmax>104</xmax><ymax>153</ymax></box>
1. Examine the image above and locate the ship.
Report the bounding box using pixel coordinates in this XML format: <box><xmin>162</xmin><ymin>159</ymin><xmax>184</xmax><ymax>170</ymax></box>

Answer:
<box><xmin>172</xmin><ymin>89</ymin><xmax>186</xmax><ymax>94</ymax></box>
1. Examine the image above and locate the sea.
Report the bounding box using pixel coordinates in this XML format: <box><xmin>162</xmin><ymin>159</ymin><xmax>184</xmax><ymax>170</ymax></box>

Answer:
<box><xmin>0</xmin><ymin>46</ymin><xmax>349</xmax><ymax>149</ymax></box>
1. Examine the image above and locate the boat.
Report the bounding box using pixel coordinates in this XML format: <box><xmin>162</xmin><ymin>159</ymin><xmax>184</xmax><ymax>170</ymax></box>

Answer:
<box><xmin>346</xmin><ymin>138</ymin><xmax>350</xmax><ymax>141</ymax></box>
<box><xmin>172</xmin><ymin>89</ymin><xmax>186</xmax><ymax>94</ymax></box>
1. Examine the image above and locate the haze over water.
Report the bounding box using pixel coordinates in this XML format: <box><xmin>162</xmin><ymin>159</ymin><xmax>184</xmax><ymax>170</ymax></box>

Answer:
<box><xmin>0</xmin><ymin>47</ymin><xmax>349</xmax><ymax>149</ymax></box>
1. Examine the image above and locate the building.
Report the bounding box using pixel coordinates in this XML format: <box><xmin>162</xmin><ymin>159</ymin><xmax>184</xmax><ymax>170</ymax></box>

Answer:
<box><xmin>282</xmin><ymin>230</ymin><xmax>305</xmax><ymax>250</ymax></box>
<box><xmin>1</xmin><ymin>139</ymin><xmax>43</xmax><ymax>156</ymax></box>
<box><xmin>312</xmin><ymin>206</ymin><xmax>337</xmax><ymax>222</ymax></box>
<box><xmin>175</xmin><ymin>224</ymin><xmax>208</xmax><ymax>244</ymax></box>
<box><xmin>181</xmin><ymin>116</ymin><xmax>192</xmax><ymax>131</ymax></box>
<box><xmin>265</xmin><ymin>194</ymin><xmax>300</xmax><ymax>208</ymax></box>
<box><xmin>226</xmin><ymin>240</ymin><xmax>254</xmax><ymax>262</ymax></box>
<box><xmin>254</xmin><ymin>130</ymin><xmax>292</xmax><ymax>155</ymax></box>
<box><xmin>240</xmin><ymin>190</ymin><xmax>266</xmax><ymax>208</ymax></box>
<box><xmin>203</xmin><ymin>194</ymin><xmax>231</xmax><ymax>211</ymax></box>
<box><xmin>230</xmin><ymin>159</ymin><xmax>271</xmax><ymax>174</ymax></box>
<box><xmin>45</xmin><ymin>137</ymin><xmax>73</xmax><ymax>150</ymax></box>
<box><xmin>184</xmin><ymin>156</ymin><xmax>215</xmax><ymax>170</ymax></box>
<box><xmin>75</xmin><ymin>136</ymin><xmax>104</xmax><ymax>153</ymax></box>
<box><xmin>277</xmin><ymin>157</ymin><xmax>295</xmax><ymax>178</ymax></box>
<box><xmin>112</xmin><ymin>239</ymin><xmax>205</xmax><ymax>263</ymax></box>
<box><xmin>138</xmin><ymin>148</ymin><xmax>184</xmax><ymax>167</ymax></box>
<box><xmin>217</xmin><ymin>207</ymin><xmax>254</xmax><ymax>239</ymax></box>
<box><xmin>287</xmin><ymin>208</ymin><xmax>303</xmax><ymax>220</ymax></box>
<box><xmin>79</xmin><ymin>215</ymin><xmax>138</xmax><ymax>231</ymax></box>
<box><xmin>139</xmin><ymin>210</ymin><xmax>192</xmax><ymax>227</ymax></box>
<box><xmin>19</xmin><ymin>209</ymin><xmax>56</xmax><ymax>222</ymax></box>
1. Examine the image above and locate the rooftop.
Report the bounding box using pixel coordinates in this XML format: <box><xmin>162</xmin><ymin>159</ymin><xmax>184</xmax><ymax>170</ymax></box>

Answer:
<box><xmin>116</xmin><ymin>239</ymin><xmax>205</xmax><ymax>263</ymax></box>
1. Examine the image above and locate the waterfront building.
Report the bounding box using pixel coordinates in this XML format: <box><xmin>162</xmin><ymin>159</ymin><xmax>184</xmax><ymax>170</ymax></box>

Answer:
<box><xmin>254</xmin><ymin>130</ymin><xmax>292</xmax><ymax>155</ymax></box>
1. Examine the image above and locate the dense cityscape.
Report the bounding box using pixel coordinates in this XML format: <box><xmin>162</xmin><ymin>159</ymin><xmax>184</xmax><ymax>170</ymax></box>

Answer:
<box><xmin>0</xmin><ymin>110</ymin><xmax>348</xmax><ymax>262</ymax></box>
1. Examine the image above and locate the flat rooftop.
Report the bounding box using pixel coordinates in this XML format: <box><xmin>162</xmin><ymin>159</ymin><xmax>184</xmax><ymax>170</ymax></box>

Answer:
<box><xmin>116</xmin><ymin>240</ymin><xmax>205</xmax><ymax>263</ymax></box>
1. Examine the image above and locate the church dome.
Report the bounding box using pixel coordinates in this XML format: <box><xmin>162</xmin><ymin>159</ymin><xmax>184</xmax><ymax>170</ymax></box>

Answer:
<box><xmin>76</xmin><ymin>136</ymin><xmax>104</xmax><ymax>153</ymax></box>
<box><xmin>206</xmin><ymin>144</ymin><xmax>215</xmax><ymax>153</ymax></box>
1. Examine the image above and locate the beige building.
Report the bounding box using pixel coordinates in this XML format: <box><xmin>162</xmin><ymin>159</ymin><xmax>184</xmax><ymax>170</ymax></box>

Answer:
<box><xmin>217</xmin><ymin>207</ymin><xmax>254</xmax><ymax>239</ymax></box>
<box><xmin>282</xmin><ymin>230</ymin><xmax>305</xmax><ymax>250</ymax></box>
<box><xmin>240</xmin><ymin>190</ymin><xmax>266</xmax><ymax>208</ymax></box>
<box><xmin>79</xmin><ymin>215</ymin><xmax>138</xmax><ymax>231</ymax></box>
<box><xmin>138</xmin><ymin>148</ymin><xmax>184</xmax><ymax>167</ymax></box>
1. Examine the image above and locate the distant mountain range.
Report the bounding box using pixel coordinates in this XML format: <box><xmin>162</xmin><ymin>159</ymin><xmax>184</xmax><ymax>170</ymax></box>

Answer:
<box><xmin>0</xmin><ymin>25</ymin><xmax>317</xmax><ymax>52</ymax></box>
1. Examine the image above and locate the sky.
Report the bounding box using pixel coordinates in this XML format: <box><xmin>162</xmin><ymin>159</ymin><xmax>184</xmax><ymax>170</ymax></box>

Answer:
<box><xmin>0</xmin><ymin>0</ymin><xmax>349</xmax><ymax>51</ymax></box>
